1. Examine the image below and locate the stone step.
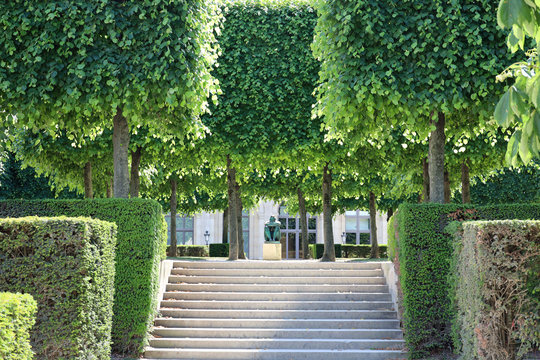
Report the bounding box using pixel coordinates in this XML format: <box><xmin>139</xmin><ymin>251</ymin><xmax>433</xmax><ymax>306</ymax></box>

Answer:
<box><xmin>171</xmin><ymin>268</ymin><xmax>384</xmax><ymax>277</ymax></box>
<box><xmin>168</xmin><ymin>275</ymin><xmax>386</xmax><ymax>285</ymax></box>
<box><xmin>151</xmin><ymin>327</ymin><xmax>404</xmax><ymax>340</ymax></box>
<box><xmin>148</xmin><ymin>338</ymin><xmax>405</xmax><ymax>350</ymax></box>
<box><xmin>165</xmin><ymin>283</ymin><xmax>389</xmax><ymax>293</ymax></box>
<box><xmin>172</xmin><ymin>260</ymin><xmax>383</xmax><ymax>270</ymax></box>
<box><xmin>163</xmin><ymin>291</ymin><xmax>392</xmax><ymax>302</ymax></box>
<box><xmin>143</xmin><ymin>348</ymin><xmax>407</xmax><ymax>359</ymax></box>
<box><xmin>159</xmin><ymin>308</ymin><xmax>398</xmax><ymax>319</ymax></box>
<box><xmin>153</xmin><ymin>318</ymin><xmax>400</xmax><ymax>329</ymax></box>
<box><xmin>160</xmin><ymin>300</ymin><xmax>395</xmax><ymax>311</ymax></box>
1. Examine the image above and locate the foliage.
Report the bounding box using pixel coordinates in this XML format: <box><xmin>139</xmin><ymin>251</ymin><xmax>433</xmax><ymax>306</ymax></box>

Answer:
<box><xmin>341</xmin><ymin>244</ymin><xmax>388</xmax><ymax>259</ymax></box>
<box><xmin>0</xmin><ymin>152</ymin><xmax>79</xmax><ymax>200</ymax></box>
<box><xmin>167</xmin><ymin>245</ymin><xmax>208</xmax><ymax>257</ymax></box>
<box><xmin>313</xmin><ymin>0</ymin><xmax>514</xmax><ymax>135</ymax></box>
<box><xmin>209</xmin><ymin>243</ymin><xmax>229</xmax><ymax>257</ymax></box>
<box><xmin>395</xmin><ymin>203</ymin><xmax>540</xmax><ymax>358</ymax></box>
<box><xmin>495</xmin><ymin>0</ymin><xmax>540</xmax><ymax>165</ymax></box>
<box><xmin>0</xmin><ymin>217</ymin><xmax>116</xmax><ymax>359</ymax></box>
<box><xmin>387</xmin><ymin>215</ymin><xmax>397</xmax><ymax>261</ymax></box>
<box><xmin>0</xmin><ymin>199</ymin><xmax>167</xmax><ymax>355</ymax></box>
<box><xmin>309</xmin><ymin>244</ymin><xmax>342</xmax><ymax>259</ymax></box>
<box><xmin>204</xmin><ymin>0</ymin><xmax>319</xmax><ymax>165</ymax></box>
<box><xmin>454</xmin><ymin>161</ymin><xmax>540</xmax><ymax>205</ymax></box>
<box><xmin>0</xmin><ymin>292</ymin><xmax>37</xmax><ymax>360</ymax></box>
<box><xmin>450</xmin><ymin>221</ymin><xmax>540</xmax><ymax>359</ymax></box>
<box><xmin>0</xmin><ymin>0</ymin><xmax>220</xmax><ymax>132</ymax></box>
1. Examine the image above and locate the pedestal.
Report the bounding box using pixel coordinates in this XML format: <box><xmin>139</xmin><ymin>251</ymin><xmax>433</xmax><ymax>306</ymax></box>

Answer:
<box><xmin>263</xmin><ymin>241</ymin><xmax>281</xmax><ymax>260</ymax></box>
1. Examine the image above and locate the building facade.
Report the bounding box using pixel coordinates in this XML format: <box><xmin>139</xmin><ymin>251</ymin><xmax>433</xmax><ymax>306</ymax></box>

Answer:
<box><xmin>165</xmin><ymin>200</ymin><xmax>389</xmax><ymax>259</ymax></box>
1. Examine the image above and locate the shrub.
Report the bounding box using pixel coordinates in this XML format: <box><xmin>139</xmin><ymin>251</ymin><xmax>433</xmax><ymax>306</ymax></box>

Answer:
<box><xmin>309</xmin><ymin>244</ymin><xmax>342</xmax><ymax>259</ymax></box>
<box><xmin>0</xmin><ymin>292</ymin><xmax>37</xmax><ymax>360</ymax></box>
<box><xmin>395</xmin><ymin>203</ymin><xmax>540</xmax><ymax>358</ymax></box>
<box><xmin>168</xmin><ymin>245</ymin><xmax>209</xmax><ymax>257</ymax></box>
<box><xmin>341</xmin><ymin>244</ymin><xmax>387</xmax><ymax>258</ymax></box>
<box><xmin>209</xmin><ymin>243</ymin><xmax>229</xmax><ymax>257</ymax></box>
<box><xmin>387</xmin><ymin>215</ymin><xmax>397</xmax><ymax>261</ymax></box>
<box><xmin>451</xmin><ymin>221</ymin><xmax>540</xmax><ymax>359</ymax></box>
<box><xmin>0</xmin><ymin>199</ymin><xmax>167</xmax><ymax>355</ymax></box>
<box><xmin>0</xmin><ymin>217</ymin><xmax>116</xmax><ymax>359</ymax></box>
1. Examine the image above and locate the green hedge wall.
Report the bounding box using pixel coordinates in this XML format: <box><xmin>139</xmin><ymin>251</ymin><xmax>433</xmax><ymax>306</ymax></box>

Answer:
<box><xmin>309</xmin><ymin>244</ymin><xmax>342</xmax><ymax>259</ymax></box>
<box><xmin>395</xmin><ymin>203</ymin><xmax>540</xmax><ymax>358</ymax></box>
<box><xmin>0</xmin><ymin>292</ymin><xmax>37</xmax><ymax>360</ymax></box>
<box><xmin>450</xmin><ymin>221</ymin><xmax>540</xmax><ymax>359</ymax></box>
<box><xmin>0</xmin><ymin>217</ymin><xmax>116</xmax><ymax>359</ymax></box>
<box><xmin>0</xmin><ymin>199</ymin><xmax>167</xmax><ymax>355</ymax></box>
<box><xmin>209</xmin><ymin>243</ymin><xmax>229</xmax><ymax>257</ymax></box>
<box><xmin>167</xmin><ymin>245</ymin><xmax>209</xmax><ymax>257</ymax></box>
<box><xmin>341</xmin><ymin>244</ymin><xmax>387</xmax><ymax>259</ymax></box>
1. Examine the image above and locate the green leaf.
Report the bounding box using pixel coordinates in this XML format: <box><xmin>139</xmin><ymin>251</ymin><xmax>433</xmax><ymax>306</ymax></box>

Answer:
<box><xmin>509</xmin><ymin>86</ymin><xmax>528</xmax><ymax>116</ymax></box>
<box><xmin>495</xmin><ymin>91</ymin><xmax>513</xmax><ymax>127</ymax></box>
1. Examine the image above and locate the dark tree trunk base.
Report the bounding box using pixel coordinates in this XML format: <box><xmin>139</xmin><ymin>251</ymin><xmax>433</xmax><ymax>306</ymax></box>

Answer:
<box><xmin>428</xmin><ymin>112</ymin><xmax>446</xmax><ymax>203</ymax></box>
<box><xmin>129</xmin><ymin>146</ymin><xmax>142</xmax><ymax>198</ymax></box>
<box><xmin>168</xmin><ymin>179</ymin><xmax>177</xmax><ymax>258</ymax></box>
<box><xmin>83</xmin><ymin>161</ymin><xmax>93</xmax><ymax>199</ymax></box>
<box><xmin>321</xmin><ymin>163</ymin><xmax>335</xmax><ymax>262</ymax></box>
<box><xmin>113</xmin><ymin>108</ymin><xmax>130</xmax><ymax>198</ymax></box>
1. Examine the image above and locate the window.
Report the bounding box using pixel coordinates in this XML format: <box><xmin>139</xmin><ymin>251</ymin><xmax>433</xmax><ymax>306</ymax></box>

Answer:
<box><xmin>279</xmin><ymin>205</ymin><xmax>317</xmax><ymax>259</ymax></box>
<box><xmin>345</xmin><ymin>210</ymin><xmax>370</xmax><ymax>244</ymax></box>
<box><xmin>242</xmin><ymin>210</ymin><xmax>249</xmax><ymax>257</ymax></box>
<box><xmin>165</xmin><ymin>214</ymin><xmax>194</xmax><ymax>245</ymax></box>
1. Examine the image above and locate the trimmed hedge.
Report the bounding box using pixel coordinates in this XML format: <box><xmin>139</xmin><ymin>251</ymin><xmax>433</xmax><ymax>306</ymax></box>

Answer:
<box><xmin>0</xmin><ymin>292</ymin><xmax>37</xmax><ymax>360</ymax></box>
<box><xmin>0</xmin><ymin>217</ymin><xmax>116</xmax><ymax>359</ymax></box>
<box><xmin>395</xmin><ymin>203</ymin><xmax>540</xmax><ymax>358</ymax></box>
<box><xmin>450</xmin><ymin>221</ymin><xmax>540</xmax><ymax>359</ymax></box>
<box><xmin>0</xmin><ymin>199</ymin><xmax>167</xmax><ymax>355</ymax></box>
<box><xmin>309</xmin><ymin>244</ymin><xmax>342</xmax><ymax>259</ymax></box>
<box><xmin>209</xmin><ymin>243</ymin><xmax>229</xmax><ymax>257</ymax></box>
<box><xmin>387</xmin><ymin>215</ymin><xmax>397</xmax><ymax>261</ymax></box>
<box><xmin>341</xmin><ymin>244</ymin><xmax>387</xmax><ymax>259</ymax></box>
<box><xmin>168</xmin><ymin>245</ymin><xmax>209</xmax><ymax>257</ymax></box>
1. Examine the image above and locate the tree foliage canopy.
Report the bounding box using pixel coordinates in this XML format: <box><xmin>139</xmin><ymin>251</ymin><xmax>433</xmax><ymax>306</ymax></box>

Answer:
<box><xmin>0</xmin><ymin>0</ymin><xmax>220</xmax><ymax>131</ymax></box>
<box><xmin>313</xmin><ymin>0</ymin><xmax>515</xmax><ymax>135</ymax></box>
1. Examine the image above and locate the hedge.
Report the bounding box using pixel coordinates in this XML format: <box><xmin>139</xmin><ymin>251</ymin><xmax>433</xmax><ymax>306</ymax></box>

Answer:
<box><xmin>395</xmin><ymin>203</ymin><xmax>540</xmax><ymax>358</ymax></box>
<box><xmin>0</xmin><ymin>292</ymin><xmax>37</xmax><ymax>360</ymax></box>
<box><xmin>387</xmin><ymin>215</ymin><xmax>397</xmax><ymax>261</ymax></box>
<box><xmin>309</xmin><ymin>244</ymin><xmax>342</xmax><ymax>259</ymax></box>
<box><xmin>450</xmin><ymin>221</ymin><xmax>540</xmax><ymax>359</ymax></box>
<box><xmin>341</xmin><ymin>244</ymin><xmax>387</xmax><ymax>259</ymax></box>
<box><xmin>0</xmin><ymin>217</ymin><xmax>116</xmax><ymax>359</ymax></box>
<box><xmin>167</xmin><ymin>245</ymin><xmax>209</xmax><ymax>257</ymax></box>
<box><xmin>0</xmin><ymin>199</ymin><xmax>167</xmax><ymax>355</ymax></box>
<box><xmin>209</xmin><ymin>243</ymin><xmax>229</xmax><ymax>257</ymax></box>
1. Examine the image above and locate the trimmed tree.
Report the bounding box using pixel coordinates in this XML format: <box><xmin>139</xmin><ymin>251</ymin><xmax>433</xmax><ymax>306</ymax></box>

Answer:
<box><xmin>0</xmin><ymin>0</ymin><xmax>220</xmax><ymax>198</ymax></box>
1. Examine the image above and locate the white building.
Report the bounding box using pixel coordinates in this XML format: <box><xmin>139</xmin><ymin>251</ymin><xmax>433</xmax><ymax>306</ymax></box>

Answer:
<box><xmin>165</xmin><ymin>200</ymin><xmax>388</xmax><ymax>259</ymax></box>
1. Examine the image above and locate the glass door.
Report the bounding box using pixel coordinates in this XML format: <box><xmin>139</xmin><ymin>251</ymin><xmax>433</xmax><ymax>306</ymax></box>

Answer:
<box><xmin>278</xmin><ymin>206</ymin><xmax>317</xmax><ymax>259</ymax></box>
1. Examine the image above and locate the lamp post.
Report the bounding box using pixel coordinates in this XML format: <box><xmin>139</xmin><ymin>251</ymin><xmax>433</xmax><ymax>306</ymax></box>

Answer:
<box><xmin>204</xmin><ymin>230</ymin><xmax>210</xmax><ymax>245</ymax></box>
<box><xmin>341</xmin><ymin>232</ymin><xmax>346</xmax><ymax>244</ymax></box>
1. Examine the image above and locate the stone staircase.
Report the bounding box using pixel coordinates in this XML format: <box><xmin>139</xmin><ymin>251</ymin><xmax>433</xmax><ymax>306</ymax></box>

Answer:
<box><xmin>144</xmin><ymin>260</ymin><xmax>406</xmax><ymax>360</ymax></box>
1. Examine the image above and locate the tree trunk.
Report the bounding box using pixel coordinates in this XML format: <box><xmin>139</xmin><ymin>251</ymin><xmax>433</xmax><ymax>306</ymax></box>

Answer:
<box><xmin>321</xmin><ymin>163</ymin><xmax>335</xmax><ymax>262</ymax></box>
<box><xmin>222</xmin><ymin>207</ymin><xmax>229</xmax><ymax>243</ymax></box>
<box><xmin>106</xmin><ymin>176</ymin><xmax>113</xmax><ymax>198</ymax></box>
<box><xmin>428</xmin><ymin>112</ymin><xmax>445</xmax><ymax>203</ymax></box>
<box><xmin>168</xmin><ymin>178</ymin><xmax>177</xmax><ymax>258</ymax></box>
<box><xmin>298</xmin><ymin>187</ymin><xmax>309</xmax><ymax>259</ymax></box>
<box><xmin>129</xmin><ymin>146</ymin><xmax>142</xmax><ymax>198</ymax></box>
<box><xmin>113</xmin><ymin>108</ymin><xmax>130</xmax><ymax>198</ymax></box>
<box><xmin>444</xmin><ymin>170</ymin><xmax>451</xmax><ymax>203</ymax></box>
<box><xmin>236</xmin><ymin>184</ymin><xmax>246</xmax><ymax>259</ymax></box>
<box><xmin>387</xmin><ymin>207</ymin><xmax>394</xmax><ymax>221</ymax></box>
<box><xmin>227</xmin><ymin>155</ymin><xmax>238</xmax><ymax>261</ymax></box>
<box><xmin>422</xmin><ymin>157</ymin><xmax>430</xmax><ymax>202</ymax></box>
<box><xmin>369</xmin><ymin>191</ymin><xmax>379</xmax><ymax>258</ymax></box>
<box><xmin>461</xmin><ymin>160</ymin><xmax>471</xmax><ymax>203</ymax></box>
<box><xmin>83</xmin><ymin>161</ymin><xmax>93</xmax><ymax>199</ymax></box>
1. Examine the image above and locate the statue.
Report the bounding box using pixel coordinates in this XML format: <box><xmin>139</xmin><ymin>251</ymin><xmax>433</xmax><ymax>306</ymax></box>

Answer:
<box><xmin>264</xmin><ymin>215</ymin><xmax>281</xmax><ymax>242</ymax></box>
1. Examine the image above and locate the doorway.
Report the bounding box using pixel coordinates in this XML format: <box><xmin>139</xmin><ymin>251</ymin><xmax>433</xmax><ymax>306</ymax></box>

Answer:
<box><xmin>278</xmin><ymin>206</ymin><xmax>317</xmax><ymax>259</ymax></box>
